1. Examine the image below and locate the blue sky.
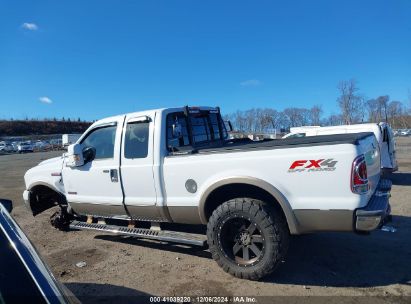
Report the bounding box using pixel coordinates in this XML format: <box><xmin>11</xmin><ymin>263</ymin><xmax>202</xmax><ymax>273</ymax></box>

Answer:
<box><xmin>0</xmin><ymin>0</ymin><xmax>410</xmax><ymax>121</ymax></box>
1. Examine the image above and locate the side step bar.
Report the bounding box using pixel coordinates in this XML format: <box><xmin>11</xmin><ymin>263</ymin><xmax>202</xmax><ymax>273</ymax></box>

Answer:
<box><xmin>69</xmin><ymin>220</ymin><xmax>206</xmax><ymax>247</ymax></box>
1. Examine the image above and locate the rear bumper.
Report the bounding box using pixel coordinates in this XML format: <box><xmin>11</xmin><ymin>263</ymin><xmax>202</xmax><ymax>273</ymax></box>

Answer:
<box><xmin>355</xmin><ymin>179</ymin><xmax>392</xmax><ymax>232</ymax></box>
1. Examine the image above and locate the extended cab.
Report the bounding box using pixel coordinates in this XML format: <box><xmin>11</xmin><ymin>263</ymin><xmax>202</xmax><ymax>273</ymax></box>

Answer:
<box><xmin>23</xmin><ymin>106</ymin><xmax>392</xmax><ymax>280</ymax></box>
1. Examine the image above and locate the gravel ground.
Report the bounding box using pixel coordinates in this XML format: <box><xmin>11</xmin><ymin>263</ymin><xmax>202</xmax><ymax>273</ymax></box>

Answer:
<box><xmin>1</xmin><ymin>138</ymin><xmax>411</xmax><ymax>303</ymax></box>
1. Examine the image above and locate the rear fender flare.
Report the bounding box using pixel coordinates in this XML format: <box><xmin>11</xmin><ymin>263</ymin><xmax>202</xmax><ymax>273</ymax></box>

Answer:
<box><xmin>198</xmin><ymin>176</ymin><xmax>299</xmax><ymax>234</ymax></box>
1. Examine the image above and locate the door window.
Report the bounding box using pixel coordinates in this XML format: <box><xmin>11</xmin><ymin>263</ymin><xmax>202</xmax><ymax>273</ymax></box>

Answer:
<box><xmin>124</xmin><ymin>122</ymin><xmax>150</xmax><ymax>159</ymax></box>
<box><xmin>81</xmin><ymin>125</ymin><xmax>117</xmax><ymax>160</ymax></box>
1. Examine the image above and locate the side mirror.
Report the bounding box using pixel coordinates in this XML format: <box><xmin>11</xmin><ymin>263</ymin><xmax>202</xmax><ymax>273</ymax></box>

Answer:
<box><xmin>0</xmin><ymin>199</ymin><xmax>13</xmax><ymax>213</ymax></box>
<box><xmin>82</xmin><ymin>146</ymin><xmax>96</xmax><ymax>164</ymax></box>
<box><xmin>66</xmin><ymin>144</ymin><xmax>85</xmax><ymax>167</ymax></box>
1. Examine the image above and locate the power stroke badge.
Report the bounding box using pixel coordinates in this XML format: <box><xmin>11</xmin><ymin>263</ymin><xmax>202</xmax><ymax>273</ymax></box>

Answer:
<box><xmin>288</xmin><ymin>159</ymin><xmax>338</xmax><ymax>172</ymax></box>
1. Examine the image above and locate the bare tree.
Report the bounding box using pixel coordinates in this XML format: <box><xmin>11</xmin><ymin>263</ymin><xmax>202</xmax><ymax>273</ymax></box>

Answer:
<box><xmin>376</xmin><ymin>95</ymin><xmax>389</xmax><ymax>122</ymax></box>
<box><xmin>301</xmin><ymin>108</ymin><xmax>311</xmax><ymax>125</ymax></box>
<box><xmin>337</xmin><ymin>79</ymin><xmax>363</xmax><ymax>124</ymax></box>
<box><xmin>283</xmin><ymin>108</ymin><xmax>300</xmax><ymax>127</ymax></box>
<box><xmin>282</xmin><ymin>108</ymin><xmax>313</xmax><ymax>127</ymax></box>
<box><xmin>387</xmin><ymin>101</ymin><xmax>404</xmax><ymax>128</ymax></box>
<box><xmin>245</xmin><ymin>109</ymin><xmax>257</xmax><ymax>132</ymax></box>
<box><xmin>269</xmin><ymin>109</ymin><xmax>281</xmax><ymax>130</ymax></box>
<box><xmin>260</xmin><ymin>108</ymin><xmax>280</xmax><ymax>132</ymax></box>
<box><xmin>310</xmin><ymin>105</ymin><xmax>322</xmax><ymax>125</ymax></box>
<box><xmin>325</xmin><ymin>114</ymin><xmax>344</xmax><ymax>126</ymax></box>
<box><xmin>366</xmin><ymin>99</ymin><xmax>379</xmax><ymax>122</ymax></box>
<box><xmin>232</xmin><ymin>110</ymin><xmax>247</xmax><ymax>131</ymax></box>
<box><xmin>254</xmin><ymin>108</ymin><xmax>263</xmax><ymax>132</ymax></box>
<box><xmin>278</xmin><ymin>111</ymin><xmax>289</xmax><ymax>130</ymax></box>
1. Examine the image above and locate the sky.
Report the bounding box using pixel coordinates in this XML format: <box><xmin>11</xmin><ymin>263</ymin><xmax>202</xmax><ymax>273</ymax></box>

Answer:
<box><xmin>0</xmin><ymin>0</ymin><xmax>410</xmax><ymax>121</ymax></box>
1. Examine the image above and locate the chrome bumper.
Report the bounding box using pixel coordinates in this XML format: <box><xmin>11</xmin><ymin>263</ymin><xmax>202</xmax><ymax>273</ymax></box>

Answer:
<box><xmin>355</xmin><ymin>179</ymin><xmax>392</xmax><ymax>232</ymax></box>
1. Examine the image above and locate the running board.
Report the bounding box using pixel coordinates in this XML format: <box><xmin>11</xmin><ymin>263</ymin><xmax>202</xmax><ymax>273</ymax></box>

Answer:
<box><xmin>69</xmin><ymin>220</ymin><xmax>206</xmax><ymax>247</ymax></box>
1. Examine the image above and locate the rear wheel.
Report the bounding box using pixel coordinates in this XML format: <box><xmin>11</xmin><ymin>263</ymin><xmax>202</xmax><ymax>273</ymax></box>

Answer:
<box><xmin>207</xmin><ymin>198</ymin><xmax>289</xmax><ymax>280</ymax></box>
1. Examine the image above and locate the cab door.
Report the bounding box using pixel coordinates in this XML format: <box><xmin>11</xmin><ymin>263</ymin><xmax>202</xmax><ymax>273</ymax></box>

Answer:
<box><xmin>62</xmin><ymin>116</ymin><xmax>127</xmax><ymax>218</ymax></box>
<box><xmin>120</xmin><ymin>114</ymin><xmax>159</xmax><ymax>220</ymax></box>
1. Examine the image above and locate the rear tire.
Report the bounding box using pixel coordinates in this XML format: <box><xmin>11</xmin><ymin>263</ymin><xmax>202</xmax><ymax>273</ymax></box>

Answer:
<box><xmin>207</xmin><ymin>198</ymin><xmax>289</xmax><ymax>280</ymax></box>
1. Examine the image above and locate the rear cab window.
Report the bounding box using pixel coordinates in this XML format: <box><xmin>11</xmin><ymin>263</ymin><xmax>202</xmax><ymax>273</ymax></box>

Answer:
<box><xmin>167</xmin><ymin>113</ymin><xmax>191</xmax><ymax>150</ymax></box>
<box><xmin>166</xmin><ymin>109</ymin><xmax>227</xmax><ymax>152</ymax></box>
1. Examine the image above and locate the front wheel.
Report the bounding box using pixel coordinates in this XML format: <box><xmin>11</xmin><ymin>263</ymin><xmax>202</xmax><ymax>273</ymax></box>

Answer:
<box><xmin>207</xmin><ymin>198</ymin><xmax>289</xmax><ymax>280</ymax></box>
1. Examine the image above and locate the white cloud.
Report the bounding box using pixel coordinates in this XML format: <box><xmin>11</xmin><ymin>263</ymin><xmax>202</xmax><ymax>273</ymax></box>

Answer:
<box><xmin>22</xmin><ymin>23</ymin><xmax>38</xmax><ymax>31</ymax></box>
<box><xmin>240</xmin><ymin>79</ymin><xmax>262</xmax><ymax>87</ymax></box>
<box><xmin>39</xmin><ymin>96</ymin><xmax>53</xmax><ymax>104</ymax></box>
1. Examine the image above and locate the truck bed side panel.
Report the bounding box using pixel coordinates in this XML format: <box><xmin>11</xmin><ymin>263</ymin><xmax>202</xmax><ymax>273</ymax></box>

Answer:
<box><xmin>164</xmin><ymin>143</ymin><xmax>358</xmax><ymax>229</ymax></box>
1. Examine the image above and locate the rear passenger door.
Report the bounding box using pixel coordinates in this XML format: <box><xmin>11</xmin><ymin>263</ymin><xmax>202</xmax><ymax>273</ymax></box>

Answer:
<box><xmin>121</xmin><ymin>114</ymin><xmax>157</xmax><ymax>217</ymax></box>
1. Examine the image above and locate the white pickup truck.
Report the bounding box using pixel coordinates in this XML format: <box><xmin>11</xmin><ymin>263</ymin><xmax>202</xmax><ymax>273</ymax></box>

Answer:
<box><xmin>23</xmin><ymin>106</ymin><xmax>392</xmax><ymax>280</ymax></box>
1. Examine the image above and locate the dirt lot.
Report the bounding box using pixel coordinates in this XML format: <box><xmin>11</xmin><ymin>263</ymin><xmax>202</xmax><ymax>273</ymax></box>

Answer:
<box><xmin>1</xmin><ymin>138</ymin><xmax>411</xmax><ymax>303</ymax></box>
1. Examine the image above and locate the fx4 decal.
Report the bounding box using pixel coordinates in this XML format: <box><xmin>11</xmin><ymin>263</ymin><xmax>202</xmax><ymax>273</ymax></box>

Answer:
<box><xmin>288</xmin><ymin>159</ymin><xmax>338</xmax><ymax>173</ymax></box>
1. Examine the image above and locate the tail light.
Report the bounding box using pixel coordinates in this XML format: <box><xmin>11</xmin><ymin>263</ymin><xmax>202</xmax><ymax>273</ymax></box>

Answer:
<box><xmin>351</xmin><ymin>155</ymin><xmax>369</xmax><ymax>194</ymax></box>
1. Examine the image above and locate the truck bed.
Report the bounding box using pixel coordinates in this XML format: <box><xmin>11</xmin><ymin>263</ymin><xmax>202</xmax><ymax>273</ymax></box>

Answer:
<box><xmin>171</xmin><ymin>132</ymin><xmax>375</xmax><ymax>155</ymax></box>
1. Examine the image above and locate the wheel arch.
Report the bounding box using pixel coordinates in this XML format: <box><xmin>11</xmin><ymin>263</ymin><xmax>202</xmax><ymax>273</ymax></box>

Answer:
<box><xmin>199</xmin><ymin>177</ymin><xmax>299</xmax><ymax>234</ymax></box>
<box><xmin>26</xmin><ymin>182</ymin><xmax>67</xmax><ymax>216</ymax></box>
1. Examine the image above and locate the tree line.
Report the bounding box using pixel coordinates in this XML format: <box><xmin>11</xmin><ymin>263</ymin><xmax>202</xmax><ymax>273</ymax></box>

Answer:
<box><xmin>0</xmin><ymin>119</ymin><xmax>92</xmax><ymax>136</ymax></box>
<box><xmin>224</xmin><ymin>79</ymin><xmax>411</xmax><ymax>133</ymax></box>
<box><xmin>1</xmin><ymin>80</ymin><xmax>410</xmax><ymax>136</ymax></box>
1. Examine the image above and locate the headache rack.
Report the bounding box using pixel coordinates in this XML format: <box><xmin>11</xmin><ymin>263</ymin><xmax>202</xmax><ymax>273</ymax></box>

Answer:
<box><xmin>166</xmin><ymin>106</ymin><xmax>228</xmax><ymax>155</ymax></box>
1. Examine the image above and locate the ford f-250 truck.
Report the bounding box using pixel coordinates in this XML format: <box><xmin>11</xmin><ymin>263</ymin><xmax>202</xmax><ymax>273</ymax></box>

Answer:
<box><xmin>23</xmin><ymin>106</ymin><xmax>392</xmax><ymax>280</ymax></box>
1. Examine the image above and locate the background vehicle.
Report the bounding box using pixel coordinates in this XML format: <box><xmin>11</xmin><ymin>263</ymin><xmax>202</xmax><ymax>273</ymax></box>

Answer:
<box><xmin>23</xmin><ymin>106</ymin><xmax>391</xmax><ymax>280</ymax></box>
<box><xmin>0</xmin><ymin>142</ymin><xmax>14</xmax><ymax>153</ymax></box>
<box><xmin>11</xmin><ymin>142</ymin><xmax>19</xmax><ymax>152</ymax></box>
<box><xmin>17</xmin><ymin>142</ymin><xmax>34</xmax><ymax>153</ymax></box>
<box><xmin>398</xmin><ymin>129</ymin><xmax>411</xmax><ymax>136</ymax></box>
<box><xmin>0</xmin><ymin>199</ymin><xmax>77</xmax><ymax>303</ymax></box>
<box><xmin>62</xmin><ymin>134</ymin><xmax>82</xmax><ymax>147</ymax></box>
<box><xmin>33</xmin><ymin>140</ymin><xmax>51</xmax><ymax>151</ymax></box>
<box><xmin>283</xmin><ymin>122</ymin><xmax>398</xmax><ymax>172</ymax></box>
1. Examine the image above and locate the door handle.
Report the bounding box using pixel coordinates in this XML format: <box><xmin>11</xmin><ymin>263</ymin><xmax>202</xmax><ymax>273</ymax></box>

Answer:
<box><xmin>110</xmin><ymin>169</ymin><xmax>119</xmax><ymax>183</ymax></box>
